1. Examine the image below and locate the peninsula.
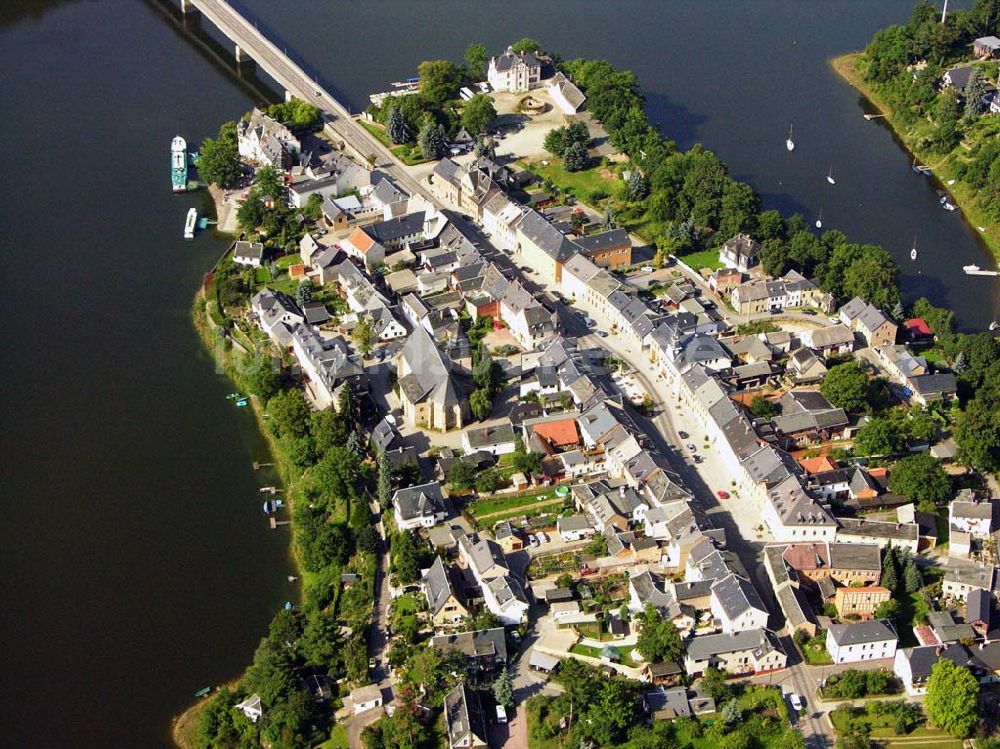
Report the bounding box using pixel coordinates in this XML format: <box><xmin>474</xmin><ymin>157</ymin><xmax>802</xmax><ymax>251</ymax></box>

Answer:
<box><xmin>179</xmin><ymin>13</ymin><xmax>999</xmax><ymax>749</ymax></box>
<box><xmin>833</xmin><ymin>0</ymin><xmax>1000</xmax><ymax>259</ymax></box>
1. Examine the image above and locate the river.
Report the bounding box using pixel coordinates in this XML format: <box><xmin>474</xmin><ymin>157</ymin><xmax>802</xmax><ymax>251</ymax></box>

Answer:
<box><xmin>0</xmin><ymin>1</ymin><xmax>995</xmax><ymax>747</ymax></box>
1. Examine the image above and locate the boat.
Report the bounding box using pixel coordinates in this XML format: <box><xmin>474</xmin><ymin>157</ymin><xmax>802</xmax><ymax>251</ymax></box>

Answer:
<box><xmin>991</xmin><ymin>321</ymin><xmax>1000</xmax><ymax>331</ymax></box>
<box><xmin>815</xmin><ymin>209</ymin><xmax>823</xmax><ymax>229</ymax></box>
<box><xmin>184</xmin><ymin>208</ymin><xmax>197</xmax><ymax>239</ymax></box>
<box><xmin>964</xmin><ymin>264</ymin><xmax>1000</xmax><ymax>276</ymax></box>
<box><xmin>965</xmin><ymin>264</ymin><xmax>981</xmax><ymax>273</ymax></box>
<box><xmin>826</xmin><ymin>167</ymin><xmax>836</xmax><ymax>185</ymax></box>
<box><xmin>786</xmin><ymin>124</ymin><xmax>795</xmax><ymax>152</ymax></box>
<box><xmin>194</xmin><ymin>687</ymin><xmax>212</xmax><ymax>698</ymax></box>
<box><xmin>236</xmin><ymin>398</ymin><xmax>249</xmax><ymax>407</ymax></box>
<box><xmin>910</xmin><ymin>242</ymin><xmax>917</xmax><ymax>262</ymax></box>
<box><xmin>288</xmin><ymin>576</ymin><xmax>298</xmax><ymax>582</ymax></box>
<box><xmin>171</xmin><ymin>136</ymin><xmax>188</xmax><ymax>192</ymax></box>
<box><xmin>943</xmin><ymin>202</ymin><xmax>956</xmax><ymax>211</ymax></box>
<box><xmin>226</xmin><ymin>392</ymin><xmax>243</xmax><ymax>400</ymax></box>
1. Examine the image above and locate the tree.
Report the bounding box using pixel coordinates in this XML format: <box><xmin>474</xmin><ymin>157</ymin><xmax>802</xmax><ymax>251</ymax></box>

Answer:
<box><xmin>475</xmin><ymin>468</ymin><xmax>500</xmax><ymax>494</ymax></box>
<box><xmin>246</xmin><ymin>354</ymin><xmax>282</xmax><ymax>401</ymax></box>
<box><xmin>721</xmin><ymin>698</ymin><xmax>742</xmax><ymax>725</ymax></box>
<box><xmin>854</xmin><ymin>417</ymin><xmax>903</xmax><ymax>456</ymax></box>
<box><xmin>821</xmin><ymin>361</ymin><xmax>871</xmax><ymax>412</ymax></box>
<box><xmin>464</xmin><ymin>43</ymin><xmax>489</xmax><ymax>78</ymax></box>
<box><xmin>377</xmin><ymin>452</ymin><xmax>393</xmax><ymax>509</ymax></box>
<box><xmin>448</xmin><ymin>459</ymin><xmax>478</xmax><ymax>491</ymax></box>
<box><xmin>461</xmin><ymin>94</ymin><xmax>497</xmax><ymax>136</ymax></box>
<box><xmin>930</xmin><ymin>89</ymin><xmax>962</xmax><ymax>154</ymax></box>
<box><xmin>416</xmin><ymin>117</ymin><xmax>446</xmax><ymax>160</ymax></box>
<box><xmin>470</xmin><ymin>388</ymin><xmax>492</xmax><ymax>421</ymax></box>
<box><xmin>198</xmin><ymin>121</ymin><xmax>242</xmax><ymax>188</ymax></box>
<box><xmin>889</xmin><ymin>454</ymin><xmax>951</xmax><ymax>508</ymax></box>
<box><xmin>510</xmin><ymin>38</ymin><xmax>541</xmax><ymax>54</ymax></box>
<box><xmin>563</xmin><ymin>140</ymin><xmax>590</xmax><ymax>172</ymax></box>
<box><xmin>352</xmin><ymin>317</ymin><xmax>376</xmax><ymax>355</ymax></box>
<box><xmin>267</xmin><ymin>389</ymin><xmax>311</xmax><ymax>440</ymax></box>
<box><xmin>749</xmin><ymin>395</ymin><xmax>778</xmax><ymax>419</ymax></box>
<box><xmin>627</xmin><ymin>169</ymin><xmax>649</xmax><ymax>201</ymax></box>
<box><xmin>700</xmin><ymin>667</ymin><xmax>731</xmax><ymax>702</ymax></box>
<box><xmin>387</xmin><ymin>107</ymin><xmax>411</xmax><ymax>145</ymax></box>
<box><xmin>418</xmin><ymin>59</ymin><xmax>462</xmax><ymax>105</ymax></box>
<box><xmin>874</xmin><ymin>598</ymin><xmax>901</xmax><ymax>624</ymax></box>
<box><xmin>265</xmin><ymin>98</ymin><xmax>322</xmax><ymax>133</ymax></box>
<box><xmin>901</xmin><ymin>559</ymin><xmax>922</xmax><ymax>594</ymax></box>
<box><xmin>881</xmin><ymin>548</ymin><xmax>899</xmax><ymax>593</ymax></box>
<box><xmin>759</xmin><ymin>238</ymin><xmax>790</xmax><ymax>277</ymax></box>
<box><xmin>493</xmin><ymin>671</ymin><xmax>514</xmax><ymax>710</ymax></box>
<box><xmin>925</xmin><ymin>659</ymin><xmax>980</xmax><ymax>737</ymax></box>
<box><xmin>391</xmin><ymin>530</ymin><xmax>428</xmax><ymax>584</ymax></box>
<box><xmin>636</xmin><ymin>604</ymin><xmax>682</xmax><ymax>663</ymax></box>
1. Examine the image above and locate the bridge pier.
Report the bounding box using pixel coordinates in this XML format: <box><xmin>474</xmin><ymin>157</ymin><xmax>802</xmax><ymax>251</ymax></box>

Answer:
<box><xmin>179</xmin><ymin>0</ymin><xmax>195</xmax><ymax>13</ymax></box>
<box><xmin>234</xmin><ymin>43</ymin><xmax>251</xmax><ymax>63</ymax></box>
<box><xmin>285</xmin><ymin>90</ymin><xmax>294</xmax><ymax>102</ymax></box>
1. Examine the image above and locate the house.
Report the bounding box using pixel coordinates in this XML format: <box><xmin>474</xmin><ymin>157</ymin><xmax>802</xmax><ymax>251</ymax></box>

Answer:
<box><xmin>493</xmin><ymin>521</ymin><xmax>523</xmax><ymax>554</ymax></box>
<box><xmin>927</xmin><ymin>611</ymin><xmax>976</xmax><ymax>644</ymax></box>
<box><xmin>557</xmin><ymin>514</ymin><xmax>595</xmax><ymax>542</ymax></box>
<box><xmin>800</xmin><ymin>325</ymin><xmax>855</xmax><ymax>358</ymax></box>
<box><xmin>423</xmin><ymin>556</ymin><xmax>468</xmax><ymax>628</ymax></box>
<box><xmin>826</xmin><ymin>620</ymin><xmax>897</xmax><ymax>664</ymax></box>
<box><xmin>788</xmin><ymin>348</ymin><xmax>828</xmax><ymax>384</ymax></box>
<box><xmin>942</xmin><ymin>64</ymin><xmax>974</xmax><ymax>90</ymax></box>
<box><xmin>950</xmin><ymin>494</ymin><xmax>996</xmax><ymax>538</ymax></box>
<box><xmin>251</xmin><ymin>288</ymin><xmax>304</xmax><ymax>346</ymax></box>
<box><xmin>462</xmin><ymin>422</ymin><xmax>517</xmax><ymax>456</ymax></box>
<box><xmin>835</xmin><ymin>586</ymin><xmax>891</xmax><ymax>620</ymax></box>
<box><xmin>287</xmin><ymin>325</ymin><xmax>366</xmax><ymax>409</ymax></box>
<box><xmin>235</xmin><ymin>693</ymin><xmax>263</xmax><ymax>723</ymax></box>
<box><xmin>709</xmin><ymin>268</ymin><xmax>744</xmax><ymax>295</ymax></box>
<box><xmin>710</xmin><ymin>573</ymin><xmax>769</xmax><ymax>633</ymax></box>
<box><xmin>233</xmin><ymin>240</ymin><xmax>265</xmax><ymax>268</ymax></box>
<box><xmin>839</xmin><ymin>297</ymin><xmax>897</xmax><ymax>348</ymax></box>
<box><xmin>974</xmin><ymin>35</ymin><xmax>1000</xmax><ymax>59</ymax></box>
<box><xmin>874</xmin><ymin>344</ymin><xmax>927</xmax><ymax>385</ymax></box>
<box><xmin>684</xmin><ymin>629</ymin><xmax>787</xmax><ymax>676</ymax></box>
<box><xmin>397</xmin><ymin>326</ymin><xmax>470</xmax><ymax>431</ymax></box>
<box><xmin>515</xmin><ymin>209</ymin><xmax>580</xmax><ymax>284</ymax></box>
<box><xmin>462</xmin><ymin>536</ymin><xmax>510</xmax><ymax>584</ymax></box>
<box><xmin>393</xmin><ymin>481</ymin><xmax>448</xmax><ymax>530</ymax></box>
<box><xmin>487</xmin><ymin>46</ymin><xmax>542</xmax><ymax>93</ymax></box>
<box><xmin>719</xmin><ymin>233</ymin><xmax>760</xmax><ymax>273</ymax></box>
<box><xmin>643</xmin><ymin>686</ymin><xmax>691</xmax><ymax>720</ymax></box>
<box><xmin>968</xmin><ymin>588</ymin><xmax>994</xmax><ymax>637</ymax></box>
<box><xmin>641</xmin><ymin>662</ymin><xmax>684</xmax><ymax>688</ymax></box>
<box><xmin>836</xmin><ymin>518</ymin><xmax>920</xmax><ymax>553</ymax></box>
<box><xmin>483</xmin><ymin>574</ymin><xmax>530</xmax><ymax>624</ymax></box>
<box><xmin>341</xmin><ymin>226</ymin><xmax>387</xmax><ymax>271</ymax></box>
<box><xmin>349</xmin><ymin>684</ymin><xmax>383</xmax><ymax>715</ymax></box>
<box><xmin>904</xmin><ymin>317</ymin><xmax>934</xmax><ymax>343</ymax></box>
<box><xmin>574</xmin><ymin>228</ymin><xmax>632</xmax><ymax>269</ymax></box>
<box><xmin>547</xmin><ymin>72</ymin><xmax>587</xmax><ymax>115</ymax></box>
<box><xmin>943</xmin><ymin>560</ymin><xmax>995</xmax><ymax>602</ymax></box>
<box><xmin>908</xmin><ymin>373</ymin><xmax>957</xmax><ymax>406</ymax></box>
<box><xmin>431</xmin><ymin>628</ymin><xmax>508</xmax><ymax>676</ymax></box>
<box><xmin>444</xmin><ymin>682</ymin><xmax>488</xmax><ymax>749</ymax></box>
<box><xmin>236</xmin><ymin>108</ymin><xmax>300</xmax><ymax>168</ymax></box>
<box><xmin>894</xmin><ymin>644</ymin><xmax>971</xmax><ymax>695</ymax></box>
<box><xmin>770</xmin><ymin>390</ymin><xmax>849</xmax><ymax>446</ymax></box>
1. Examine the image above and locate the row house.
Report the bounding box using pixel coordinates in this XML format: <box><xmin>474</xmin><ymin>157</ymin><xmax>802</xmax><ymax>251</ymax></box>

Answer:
<box><xmin>839</xmin><ymin>297</ymin><xmax>898</xmax><ymax>349</ymax></box>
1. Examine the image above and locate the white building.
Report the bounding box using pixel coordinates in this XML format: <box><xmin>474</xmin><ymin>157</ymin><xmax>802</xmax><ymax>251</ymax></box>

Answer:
<box><xmin>950</xmin><ymin>496</ymin><xmax>996</xmax><ymax>539</ymax></box>
<box><xmin>349</xmin><ymin>684</ymin><xmax>383</xmax><ymax>715</ymax></box>
<box><xmin>709</xmin><ymin>574</ymin><xmax>769</xmax><ymax>633</ymax></box>
<box><xmin>825</xmin><ymin>620</ymin><xmax>897</xmax><ymax>664</ymax></box>
<box><xmin>487</xmin><ymin>46</ymin><xmax>542</xmax><ymax>93</ymax></box>
<box><xmin>392</xmin><ymin>482</ymin><xmax>448</xmax><ymax>530</ymax></box>
<box><xmin>547</xmin><ymin>72</ymin><xmax>586</xmax><ymax>115</ymax></box>
<box><xmin>482</xmin><ymin>574</ymin><xmax>530</xmax><ymax>625</ymax></box>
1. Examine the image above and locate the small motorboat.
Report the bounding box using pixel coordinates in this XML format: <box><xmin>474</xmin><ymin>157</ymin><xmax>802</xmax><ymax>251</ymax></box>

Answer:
<box><xmin>288</xmin><ymin>576</ymin><xmax>298</xmax><ymax>582</ymax></box>
<box><xmin>964</xmin><ymin>264</ymin><xmax>981</xmax><ymax>273</ymax></box>
<box><xmin>815</xmin><ymin>208</ymin><xmax>823</xmax><ymax>229</ymax></box>
<box><xmin>184</xmin><ymin>207</ymin><xmax>197</xmax><ymax>239</ymax></box>
<box><xmin>786</xmin><ymin>124</ymin><xmax>795</xmax><ymax>152</ymax></box>
<box><xmin>826</xmin><ymin>166</ymin><xmax>836</xmax><ymax>185</ymax></box>
<box><xmin>236</xmin><ymin>398</ymin><xmax>249</xmax><ymax>407</ymax></box>
<box><xmin>990</xmin><ymin>321</ymin><xmax>999</xmax><ymax>331</ymax></box>
<box><xmin>943</xmin><ymin>202</ymin><xmax>956</xmax><ymax>211</ymax></box>
<box><xmin>194</xmin><ymin>687</ymin><xmax>212</xmax><ymax>699</ymax></box>
<box><xmin>910</xmin><ymin>237</ymin><xmax>918</xmax><ymax>262</ymax></box>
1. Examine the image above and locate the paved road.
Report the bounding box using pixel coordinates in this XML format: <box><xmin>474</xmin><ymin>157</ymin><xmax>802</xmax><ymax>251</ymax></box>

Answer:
<box><xmin>189</xmin><ymin>0</ymin><xmax>438</xmax><ymax>204</ymax></box>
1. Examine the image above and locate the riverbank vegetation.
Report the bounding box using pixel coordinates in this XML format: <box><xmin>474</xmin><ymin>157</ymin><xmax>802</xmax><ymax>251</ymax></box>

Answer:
<box><xmin>185</xmin><ymin>281</ymin><xmax>385</xmax><ymax>748</ymax></box>
<box><xmin>835</xmin><ymin>0</ymin><xmax>1000</xmax><ymax>257</ymax></box>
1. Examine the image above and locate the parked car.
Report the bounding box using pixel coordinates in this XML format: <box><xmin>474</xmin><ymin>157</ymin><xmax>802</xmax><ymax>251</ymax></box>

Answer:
<box><xmin>536</xmin><ymin>532</ymin><xmax>549</xmax><ymax>545</ymax></box>
<box><xmin>693</xmin><ymin>455</ymin><xmax>703</xmax><ymax>464</ymax></box>
<box><xmin>685</xmin><ymin>443</ymin><xmax>696</xmax><ymax>451</ymax></box>
<box><xmin>716</xmin><ymin>490</ymin><xmax>730</xmax><ymax>500</ymax></box>
<box><xmin>641</xmin><ymin>265</ymin><xmax>654</xmax><ymax>273</ymax></box>
<box><xmin>678</xmin><ymin>431</ymin><xmax>689</xmax><ymax>439</ymax></box>
<box><xmin>802</xmin><ymin>308</ymin><xmax>817</xmax><ymax>316</ymax></box>
<box><xmin>585</xmin><ymin>317</ymin><xmax>597</xmax><ymax>328</ymax></box>
<box><xmin>528</xmin><ymin>535</ymin><xmax>539</xmax><ymax>548</ymax></box>
<box><xmin>597</xmin><ymin>330</ymin><xmax>608</xmax><ymax>338</ymax></box>
<box><xmin>790</xmin><ymin>694</ymin><xmax>804</xmax><ymax>712</ymax></box>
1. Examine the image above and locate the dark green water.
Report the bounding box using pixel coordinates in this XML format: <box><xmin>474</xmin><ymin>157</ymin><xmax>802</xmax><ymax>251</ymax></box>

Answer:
<box><xmin>0</xmin><ymin>1</ymin><xmax>995</xmax><ymax>747</ymax></box>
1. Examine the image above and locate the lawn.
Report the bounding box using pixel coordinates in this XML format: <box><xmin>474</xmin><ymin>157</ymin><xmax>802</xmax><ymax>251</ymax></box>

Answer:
<box><xmin>830</xmin><ymin>707</ymin><xmax>962</xmax><ymax>749</ymax></box>
<box><xmin>897</xmin><ymin>591</ymin><xmax>931</xmax><ymax>647</ymax></box>
<box><xmin>676</xmin><ymin>248</ymin><xmax>723</xmax><ymax>272</ymax></box>
<box><xmin>469</xmin><ymin>488</ymin><xmax>555</xmax><ymax>517</ymax></box>
<box><xmin>358</xmin><ymin>121</ymin><xmax>431</xmax><ymax>166</ymax></box>
<box><xmin>569</xmin><ymin>643</ymin><xmax>603</xmax><ymax>658</ymax></box>
<box><xmin>315</xmin><ymin>724</ymin><xmax>349</xmax><ymax>749</ymax></box>
<box><xmin>800</xmin><ymin>630</ymin><xmax>833</xmax><ymax>665</ymax></box>
<box><xmin>522</xmin><ymin>159</ymin><xmax>617</xmax><ymax>205</ymax></box>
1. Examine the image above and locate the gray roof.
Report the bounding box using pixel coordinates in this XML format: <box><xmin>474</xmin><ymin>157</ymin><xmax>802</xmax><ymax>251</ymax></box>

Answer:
<box><xmin>468</xmin><ymin>538</ymin><xmax>509</xmax><ymax>581</ymax></box>
<box><xmin>423</xmin><ymin>556</ymin><xmax>459</xmax><ymax>616</ymax></box>
<box><xmin>444</xmin><ymin>682</ymin><xmax>487</xmax><ymax>749</ymax></box>
<box><xmin>968</xmin><ymin>588</ymin><xmax>992</xmax><ymax>626</ymax></box>
<box><xmin>827</xmin><ymin>619</ymin><xmax>897</xmax><ymax>646</ymax></box>
<box><xmin>686</xmin><ymin>629</ymin><xmax>783</xmax><ymax>661</ymax></box>
<box><xmin>828</xmin><ymin>543</ymin><xmax>881</xmax><ymax>572</ymax></box>
<box><xmin>431</xmin><ymin>627</ymin><xmax>507</xmax><ymax>662</ymax></box>
<box><xmin>465</xmin><ymin>422</ymin><xmax>516</xmax><ymax>449</ymax></box>
<box><xmin>909</xmin><ymin>373</ymin><xmax>957</xmax><ymax>397</ymax></box>
<box><xmin>517</xmin><ymin>210</ymin><xmax>579</xmax><ymax>261</ymax></box>
<box><xmin>899</xmin><ymin>644</ymin><xmax>970</xmax><ymax>683</ymax></box>
<box><xmin>711</xmin><ymin>573</ymin><xmax>766</xmax><ymax>620</ymax></box>
<box><xmin>393</xmin><ymin>481</ymin><xmax>446</xmax><ymax>522</ymax></box>
<box><xmin>398</xmin><ymin>325</ymin><xmax>465</xmax><ymax>407</ymax></box>
<box><xmin>574</xmin><ymin>228</ymin><xmax>630</xmax><ymax>253</ymax></box>
<box><xmin>644</xmin><ymin>687</ymin><xmax>691</xmax><ymax>718</ymax></box>
<box><xmin>558</xmin><ymin>514</ymin><xmax>592</xmax><ymax>533</ymax></box>
<box><xmin>837</xmin><ymin>518</ymin><xmax>919</xmax><ymax>542</ymax></box>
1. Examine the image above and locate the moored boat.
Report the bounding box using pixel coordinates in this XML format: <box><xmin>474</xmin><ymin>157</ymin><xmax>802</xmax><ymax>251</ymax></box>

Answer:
<box><xmin>171</xmin><ymin>136</ymin><xmax>188</xmax><ymax>192</ymax></box>
<box><xmin>786</xmin><ymin>124</ymin><xmax>795</xmax><ymax>152</ymax></box>
<box><xmin>184</xmin><ymin>208</ymin><xmax>197</xmax><ymax>239</ymax></box>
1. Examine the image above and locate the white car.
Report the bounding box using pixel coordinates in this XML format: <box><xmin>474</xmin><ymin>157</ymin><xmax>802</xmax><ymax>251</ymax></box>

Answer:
<box><xmin>641</xmin><ymin>266</ymin><xmax>654</xmax><ymax>273</ymax></box>
<box><xmin>528</xmin><ymin>535</ymin><xmax>539</xmax><ymax>548</ymax></box>
<box><xmin>535</xmin><ymin>532</ymin><xmax>548</xmax><ymax>545</ymax></box>
<box><xmin>790</xmin><ymin>694</ymin><xmax>803</xmax><ymax>712</ymax></box>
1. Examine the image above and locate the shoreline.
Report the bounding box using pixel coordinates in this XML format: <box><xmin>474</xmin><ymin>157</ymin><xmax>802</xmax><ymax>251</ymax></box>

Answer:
<box><xmin>171</xmin><ymin>288</ymin><xmax>303</xmax><ymax>749</ymax></box>
<box><xmin>829</xmin><ymin>51</ymin><xmax>1000</xmax><ymax>262</ymax></box>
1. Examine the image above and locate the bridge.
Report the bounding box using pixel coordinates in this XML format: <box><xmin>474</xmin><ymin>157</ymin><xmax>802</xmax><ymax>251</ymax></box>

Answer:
<box><xmin>180</xmin><ymin>0</ymin><xmax>434</xmax><ymax>203</ymax></box>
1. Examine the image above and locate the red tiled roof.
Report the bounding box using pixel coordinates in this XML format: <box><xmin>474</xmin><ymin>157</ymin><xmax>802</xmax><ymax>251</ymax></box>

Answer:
<box><xmin>782</xmin><ymin>542</ymin><xmax>830</xmax><ymax>571</ymax></box>
<box><xmin>905</xmin><ymin>318</ymin><xmax>933</xmax><ymax>336</ymax></box>
<box><xmin>531</xmin><ymin>419</ymin><xmax>580</xmax><ymax>448</ymax></box>
<box><xmin>348</xmin><ymin>227</ymin><xmax>376</xmax><ymax>253</ymax></box>
<box><xmin>798</xmin><ymin>456</ymin><xmax>839</xmax><ymax>474</ymax></box>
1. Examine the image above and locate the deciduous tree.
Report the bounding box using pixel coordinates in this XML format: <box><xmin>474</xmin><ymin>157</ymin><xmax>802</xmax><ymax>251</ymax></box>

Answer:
<box><xmin>925</xmin><ymin>659</ymin><xmax>980</xmax><ymax>737</ymax></box>
<box><xmin>461</xmin><ymin>94</ymin><xmax>497</xmax><ymax>136</ymax></box>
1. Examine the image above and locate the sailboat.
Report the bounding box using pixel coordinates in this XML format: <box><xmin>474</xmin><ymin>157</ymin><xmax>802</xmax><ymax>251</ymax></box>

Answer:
<box><xmin>786</xmin><ymin>124</ymin><xmax>795</xmax><ymax>152</ymax></box>
<box><xmin>826</xmin><ymin>166</ymin><xmax>836</xmax><ymax>185</ymax></box>
<box><xmin>815</xmin><ymin>209</ymin><xmax>823</xmax><ymax>229</ymax></box>
<box><xmin>910</xmin><ymin>237</ymin><xmax>918</xmax><ymax>262</ymax></box>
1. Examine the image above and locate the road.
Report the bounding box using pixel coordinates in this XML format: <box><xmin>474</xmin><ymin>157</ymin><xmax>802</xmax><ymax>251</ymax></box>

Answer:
<box><xmin>188</xmin><ymin>0</ymin><xmax>438</xmax><ymax>204</ymax></box>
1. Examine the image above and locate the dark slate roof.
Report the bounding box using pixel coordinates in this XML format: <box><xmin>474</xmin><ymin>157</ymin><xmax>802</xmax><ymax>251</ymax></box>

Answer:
<box><xmin>711</xmin><ymin>574</ymin><xmax>766</xmax><ymax>620</ymax></box>
<box><xmin>431</xmin><ymin>627</ymin><xmax>508</xmax><ymax>662</ymax></box>
<box><xmin>575</xmin><ymin>228</ymin><xmax>630</xmax><ymax>253</ymax></box>
<box><xmin>424</xmin><ymin>556</ymin><xmax>458</xmax><ymax>616</ymax></box>
<box><xmin>968</xmin><ymin>588</ymin><xmax>992</xmax><ymax>627</ymax></box>
<box><xmin>393</xmin><ymin>481</ymin><xmax>446</xmax><ymax>522</ymax></box>
<box><xmin>827</xmin><ymin>619</ymin><xmax>897</xmax><ymax>646</ymax></box>
<box><xmin>444</xmin><ymin>682</ymin><xmax>487</xmax><ymax>749</ymax></box>
<box><xmin>517</xmin><ymin>210</ymin><xmax>579</xmax><ymax>261</ymax></box>
<box><xmin>367</xmin><ymin>212</ymin><xmax>425</xmax><ymax>244</ymax></box>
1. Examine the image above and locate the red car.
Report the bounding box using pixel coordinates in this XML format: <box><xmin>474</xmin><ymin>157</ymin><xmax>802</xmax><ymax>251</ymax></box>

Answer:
<box><xmin>716</xmin><ymin>490</ymin><xmax>730</xmax><ymax>500</ymax></box>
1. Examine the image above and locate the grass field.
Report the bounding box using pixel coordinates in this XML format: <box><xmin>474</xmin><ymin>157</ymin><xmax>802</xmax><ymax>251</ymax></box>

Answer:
<box><xmin>676</xmin><ymin>248</ymin><xmax>724</xmax><ymax>272</ymax></box>
<box><xmin>801</xmin><ymin>631</ymin><xmax>833</xmax><ymax>665</ymax></box>
<box><xmin>830</xmin><ymin>708</ymin><xmax>962</xmax><ymax>749</ymax></box>
<box><xmin>522</xmin><ymin>159</ymin><xmax>618</xmax><ymax>205</ymax></box>
<box><xmin>359</xmin><ymin>121</ymin><xmax>431</xmax><ymax>166</ymax></box>
<box><xmin>469</xmin><ymin>488</ymin><xmax>556</xmax><ymax>517</ymax></box>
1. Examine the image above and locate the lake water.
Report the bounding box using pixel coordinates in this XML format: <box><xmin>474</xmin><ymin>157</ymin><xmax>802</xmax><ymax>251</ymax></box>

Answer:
<box><xmin>1</xmin><ymin>1</ymin><xmax>995</xmax><ymax>747</ymax></box>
